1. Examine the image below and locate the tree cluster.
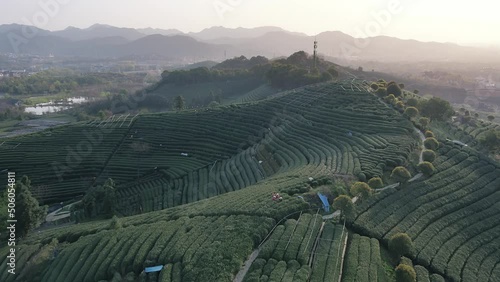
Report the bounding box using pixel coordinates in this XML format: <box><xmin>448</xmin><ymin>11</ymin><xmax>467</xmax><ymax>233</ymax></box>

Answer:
<box><xmin>480</xmin><ymin>129</ymin><xmax>500</xmax><ymax>151</ymax></box>
<box><xmin>418</xmin><ymin>97</ymin><xmax>454</xmax><ymax>121</ymax></box>
<box><xmin>0</xmin><ymin>70</ymin><xmax>104</xmax><ymax>95</ymax></box>
<box><xmin>0</xmin><ymin>176</ymin><xmax>47</xmax><ymax>238</ymax></box>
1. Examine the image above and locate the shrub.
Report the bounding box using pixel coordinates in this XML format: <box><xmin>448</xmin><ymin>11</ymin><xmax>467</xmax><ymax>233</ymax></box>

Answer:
<box><xmin>395</xmin><ymin>264</ymin><xmax>416</xmax><ymax>282</ymax></box>
<box><xmin>424</xmin><ymin>137</ymin><xmax>439</xmax><ymax>150</ymax></box>
<box><xmin>418</xmin><ymin>162</ymin><xmax>436</xmax><ymax>176</ymax></box>
<box><xmin>391</xmin><ymin>167</ymin><xmax>411</xmax><ymax>183</ymax></box>
<box><xmin>350</xmin><ymin>182</ymin><xmax>372</xmax><ymax>199</ymax></box>
<box><xmin>367</xmin><ymin>177</ymin><xmax>383</xmax><ymax>189</ymax></box>
<box><xmin>109</xmin><ymin>216</ymin><xmax>122</xmax><ymax>229</ymax></box>
<box><xmin>208</xmin><ymin>101</ymin><xmax>220</xmax><ymax>108</ymax></box>
<box><xmin>424</xmin><ymin>130</ymin><xmax>435</xmax><ymax>138</ymax></box>
<box><xmin>396</xmin><ymin>101</ymin><xmax>405</xmax><ymax>109</ymax></box>
<box><xmin>376</xmin><ymin>87</ymin><xmax>388</xmax><ymax>97</ymax></box>
<box><xmin>385</xmin><ymin>94</ymin><xmax>396</xmax><ymax>104</ymax></box>
<box><xmin>370</xmin><ymin>83</ymin><xmax>379</xmax><ymax>90</ymax></box>
<box><xmin>487</xmin><ymin>115</ymin><xmax>495</xmax><ymax>121</ymax></box>
<box><xmin>421</xmin><ymin>150</ymin><xmax>436</xmax><ymax>163</ymax></box>
<box><xmin>333</xmin><ymin>195</ymin><xmax>355</xmax><ymax>220</ymax></box>
<box><xmin>419</xmin><ymin>117</ymin><xmax>430</xmax><ymax>128</ymax></box>
<box><xmin>389</xmin><ymin>233</ymin><xmax>414</xmax><ymax>257</ymax></box>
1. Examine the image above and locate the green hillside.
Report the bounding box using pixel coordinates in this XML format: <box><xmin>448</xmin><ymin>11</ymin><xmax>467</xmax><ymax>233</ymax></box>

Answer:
<box><xmin>2</xmin><ymin>78</ymin><xmax>499</xmax><ymax>282</ymax></box>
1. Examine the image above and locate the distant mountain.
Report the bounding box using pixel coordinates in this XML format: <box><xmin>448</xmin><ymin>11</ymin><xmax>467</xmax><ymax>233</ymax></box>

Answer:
<box><xmin>137</xmin><ymin>27</ymin><xmax>183</xmax><ymax>36</ymax></box>
<box><xmin>0</xmin><ymin>24</ymin><xmax>51</xmax><ymax>36</ymax></box>
<box><xmin>0</xmin><ymin>24</ymin><xmax>498</xmax><ymax>63</ymax></box>
<box><xmin>189</xmin><ymin>26</ymin><xmax>307</xmax><ymax>41</ymax></box>
<box><xmin>53</xmin><ymin>24</ymin><xmax>145</xmax><ymax>41</ymax></box>
<box><xmin>115</xmin><ymin>34</ymin><xmax>227</xmax><ymax>60</ymax></box>
<box><xmin>208</xmin><ymin>30</ymin><xmax>500</xmax><ymax>63</ymax></box>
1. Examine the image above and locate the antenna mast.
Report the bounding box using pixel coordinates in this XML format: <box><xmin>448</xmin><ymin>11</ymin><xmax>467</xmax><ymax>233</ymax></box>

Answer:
<box><xmin>313</xmin><ymin>38</ymin><xmax>318</xmax><ymax>70</ymax></box>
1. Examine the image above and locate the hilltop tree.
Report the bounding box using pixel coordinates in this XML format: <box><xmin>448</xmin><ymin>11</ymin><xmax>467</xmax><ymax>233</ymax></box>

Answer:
<box><xmin>487</xmin><ymin>115</ymin><xmax>495</xmax><ymax>122</ymax></box>
<box><xmin>14</xmin><ymin>176</ymin><xmax>47</xmax><ymax>238</ymax></box>
<box><xmin>422</xmin><ymin>150</ymin><xmax>436</xmax><ymax>163</ymax></box>
<box><xmin>208</xmin><ymin>101</ymin><xmax>220</xmax><ymax>108</ymax></box>
<box><xmin>350</xmin><ymin>182</ymin><xmax>372</xmax><ymax>199</ymax></box>
<box><xmin>389</xmin><ymin>232</ymin><xmax>414</xmax><ymax>257</ymax></box>
<box><xmin>419</xmin><ymin>97</ymin><xmax>454</xmax><ymax>121</ymax></box>
<box><xmin>424</xmin><ymin>137</ymin><xmax>439</xmax><ymax>150</ymax></box>
<box><xmin>479</xmin><ymin>129</ymin><xmax>500</xmax><ymax>151</ymax></box>
<box><xmin>391</xmin><ymin>167</ymin><xmax>411</xmax><ymax>183</ymax></box>
<box><xmin>102</xmin><ymin>178</ymin><xmax>116</xmax><ymax>217</ymax></box>
<box><xmin>109</xmin><ymin>215</ymin><xmax>122</xmax><ymax>229</ymax></box>
<box><xmin>370</xmin><ymin>83</ymin><xmax>379</xmax><ymax>90</ymax></box>
<box><xmin>287</xmin><ymin>51</ymin><xmax>309</xmax><ymax>67</ymax></box>
<box><xmin>321</xmin><ymin>71</ymin><xmax>333</xmax><ymax>81</ymax></box>
<box><xmin>395</xmin><ymin>264</ymin><xmax>417</xmax><ymax>282</ymax></box>
<box><xmin>387</xmin><ymin>83</ymin><xmax>402</xmax><ymax>97</ymax></box>
<box><xmin>333</xmin><ymin>195</ymin><xmax>355</xmax><ymax>220</ymax></box>
<box><xmin>385</xmin><ymin>94</ymin><xmax>396</xmax><ymax>104</ymax></box>
<box><xmin>424</xmin><ymin>130</ymin><xmax>435</xmax><ymax>138</ymax></box>
<box><xmin>82</xmin><ymin>192</ymin><xmax>96</xmax><ymax>218</ymax></box>
<box><xmin>404</xmin><ymin>107</ymin><xmax>419</xmax><ymax>118</ymax></box>
<box><xmin>419</xmin><ymin>117</ymin><xmax>430</xmax><ymax>128</ymax></box>
<box><xmin>418</xmin><ymin>162</ymin><xmax>436</xmax><ymax>176</ymax></box>
<box><xmin>376</xmin><ymin>88</ymin><xmax>388</xmax><ymax>97</ymax></box>
<box><xmin>327</xmin><ymin>66</ymin><xmax>339</xmax><ymax>79</ymax></box>
<box><xmin>367</xmin><ymin>177</ymin><xmax>384</xmax><ymax>189</ymax></box>
<box><xmin>413</xmin><ymin>90</ymin><xmax>419</xmax><ymax>95</ymax></box>
<box><xmin>174</xmin><ymin>95</ymin><xmax>185</xmax><ymax>111</ymax></box>
<box><xmin>406</xmin><ymin>98</ymin><xmax>418</xmax><ymax>107</ymax></box>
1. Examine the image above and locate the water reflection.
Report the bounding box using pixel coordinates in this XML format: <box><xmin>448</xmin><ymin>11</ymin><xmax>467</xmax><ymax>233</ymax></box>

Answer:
<box><xmin>24</xmin><ymin>96</ymin><xmax>92</xmax><ymax>115</ymax></box>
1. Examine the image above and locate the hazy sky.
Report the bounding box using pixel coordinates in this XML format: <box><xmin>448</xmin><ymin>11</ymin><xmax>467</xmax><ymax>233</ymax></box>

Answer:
<box><xmin>1</xmin><ymin>0</ymin><xmax>499</xmax><ymax>45</ymax></box>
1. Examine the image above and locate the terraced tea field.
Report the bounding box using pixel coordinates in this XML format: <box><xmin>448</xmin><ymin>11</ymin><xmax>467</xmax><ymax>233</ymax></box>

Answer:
<box><xmin>2</xmin><ymin>79</ymin><xmax>499</xmax><ymax>282</ymax></box>
<box><xmin>0</xmin><ymin>81</ymin><xmax>417</xmax><ymax>208</ymax></box>
<box><xmin>352</xmin><ymin>143</ymin><xmax>500</xmax><ymax>281</ymax></box>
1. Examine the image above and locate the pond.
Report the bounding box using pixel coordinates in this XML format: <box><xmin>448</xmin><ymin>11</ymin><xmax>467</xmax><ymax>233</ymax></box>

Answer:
<box><xmin>24</xmin><ymin>96</ymin><xmax>93</xmax><ymax>115</ymax></box>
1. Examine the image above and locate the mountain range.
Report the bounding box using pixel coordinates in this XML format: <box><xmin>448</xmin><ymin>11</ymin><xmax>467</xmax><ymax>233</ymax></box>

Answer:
<box><xmin>0</xmin><ymin>23</ymin><xmax>499</xmax><ymax>63</ymax></box>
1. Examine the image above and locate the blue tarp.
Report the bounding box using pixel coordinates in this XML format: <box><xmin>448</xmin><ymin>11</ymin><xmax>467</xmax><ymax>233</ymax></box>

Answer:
<box><xmin>317</xmin><ymin>192</ymin><xmax>330</xmax><ymax>212</ymax></box>
<box><xmin>145</xmin><ymin>265</ymin><xmax>164</xmax><ymax>273</ymax></box>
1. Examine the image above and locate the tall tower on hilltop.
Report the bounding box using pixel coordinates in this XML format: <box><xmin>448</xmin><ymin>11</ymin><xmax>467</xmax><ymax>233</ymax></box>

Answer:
<box><xmin>313</xmin><ymin>38</ymin><xmax>318</xmax><ymax>70</ymax></box>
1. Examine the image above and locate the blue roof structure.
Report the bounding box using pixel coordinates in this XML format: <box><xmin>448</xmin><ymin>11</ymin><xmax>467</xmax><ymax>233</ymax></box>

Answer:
<box><xmin>145</xmin><ymin>265</ymin><xmax>164</xmax><ymax>273</ymax></box>
<box><xmin>317</xmin><ymin>192</ymin><xmax>330</xmax><ymax>212</ymax></box>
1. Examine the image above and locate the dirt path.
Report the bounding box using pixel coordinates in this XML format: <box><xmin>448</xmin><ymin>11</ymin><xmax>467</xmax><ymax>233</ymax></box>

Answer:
<box><xmin>415</xmin><ymin>128</ymin><xmax>426</xmax><ymax>163</ymax></box>
<box><xmin>45</xmin><ymin>208</ymin><xmax>71</xmax><ymax>222</ymax></box>
<box><xmin>233</xmin><ymin>249</ymin><xmax>260</xmax><ymax>282</ymax></box>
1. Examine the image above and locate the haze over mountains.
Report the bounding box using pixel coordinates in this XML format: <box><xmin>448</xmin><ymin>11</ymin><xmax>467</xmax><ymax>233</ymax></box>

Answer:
<box><xmin>0</xmin><ymin>23</ymin><xmax>499</xmax><ymax>63</ymax></box>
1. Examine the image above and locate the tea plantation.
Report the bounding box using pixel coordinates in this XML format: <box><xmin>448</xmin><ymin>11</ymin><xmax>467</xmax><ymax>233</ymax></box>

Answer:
<box><xmin>1</xmin><ymin>79</ymin><xmax>499</xmax><ymax>281</ymax></box>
